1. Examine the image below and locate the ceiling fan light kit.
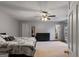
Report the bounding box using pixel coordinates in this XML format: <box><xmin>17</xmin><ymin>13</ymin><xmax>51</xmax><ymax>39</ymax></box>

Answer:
<box><xmin>41</xmin><ymin>17</ymin><xmax>48</xmax><ymax>21</ymax></box>
<box><xmin>41</xmin><ymin>11</ymin><xmax>56</xmax><ymax>21</ymax></box>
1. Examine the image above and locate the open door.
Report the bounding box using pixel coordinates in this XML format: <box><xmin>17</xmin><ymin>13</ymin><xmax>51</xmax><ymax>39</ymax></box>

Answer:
<box><xmin>68</xmin><ymin>2</ymin><xmax>79</xmax><ymax>57</ymax></box>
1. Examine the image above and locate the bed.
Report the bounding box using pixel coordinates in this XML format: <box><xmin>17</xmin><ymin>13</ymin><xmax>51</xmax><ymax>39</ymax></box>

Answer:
<box><xmin>34</xmin><ymin>41</ymin><xmax>69</xmax><ymax>57</ymax></box>
<box><xmin>8</xmin><ymin>37</ymin><xmax>36</xmax><ymax>57</ymax></box>
<box><xmin>0</xmin><ymin>33</ymin><xmax>36</xmax><ymax>57</ymax></box>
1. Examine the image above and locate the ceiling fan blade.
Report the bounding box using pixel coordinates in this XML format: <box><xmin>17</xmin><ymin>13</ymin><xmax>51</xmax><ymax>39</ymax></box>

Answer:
<box><xmin>48</xmin><ymin>15</ymin><xmax>56</xmax><ymax>17</ymax></box>
<box><xmin>42</xmin><ymin>11</ymin><xmax>48</xmax><ymax>13</ymax></box>
<box><xmin>47</xmin><ymin>18</ymin><xmax>51</xmax><ymax>20</ymax></box>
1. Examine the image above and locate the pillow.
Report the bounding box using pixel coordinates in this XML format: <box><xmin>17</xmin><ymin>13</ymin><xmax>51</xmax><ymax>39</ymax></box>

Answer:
<box><xmin>0</xmin><ymin>37</ymin><xmax>7</xmax><ymax>47</ymax></box>
<box><xmin>1</xmin><ymin>35</ymin><xmax>15</xmax><ymax>41</ymax></box>
<box><xmin>7</xmin><ymin>36</ymin><xmax>15</xmax><ymax>41</ymax></box>
<box><xmin>0</xmin><ymin>33</ymin><xmax>6</xmax><ymax>35</ymax></box>
<box><xmin>1</xmin><ymin>35</ymin><xmax>9</xmax><ymax>38</ymax></box>
<box><xmin>1</xmin><ymin>35</ymin><xmax>9</xmax><ymax>41</ymax></box>
<box><xmin>0</xmin><ymin>37</ymin><xmax>6</xmax><ymax>43</ymax></box>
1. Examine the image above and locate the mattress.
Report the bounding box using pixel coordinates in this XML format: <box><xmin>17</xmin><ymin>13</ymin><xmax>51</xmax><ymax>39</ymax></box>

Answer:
<box><xmin>34</xmin><ymin>41</ymin><xmax>69</xmax><ymax>57</ymax></box>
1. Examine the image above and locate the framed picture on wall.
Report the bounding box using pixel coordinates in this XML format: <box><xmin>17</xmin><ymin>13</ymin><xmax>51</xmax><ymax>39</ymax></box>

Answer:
<box><xmin>31</xmin><ymin>26</ymin><xmax>35</xmax><ymax>37</ymax></box>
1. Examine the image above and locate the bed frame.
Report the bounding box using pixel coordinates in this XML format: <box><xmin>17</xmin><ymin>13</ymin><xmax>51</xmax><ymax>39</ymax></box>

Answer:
<box><xmin>0</xmin><ymin>33</ymin><xmax>6</xmax><ymax>35</ymax></box>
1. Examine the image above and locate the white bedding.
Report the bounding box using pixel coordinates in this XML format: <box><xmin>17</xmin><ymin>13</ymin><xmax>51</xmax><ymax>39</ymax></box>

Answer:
<box><xmin>0</xmin><ymin>36</ymin><xmax>36</xmax><ymax>56</ymax></box>
<box><xmin>34</xmin><ymin>41</ymin><xmax>69</xmax><ymax>57</ymax></box>
<box><xmin>7</xmin><ymin>37</ymin><xmax>36</xmax><ymax>47</ymax></box>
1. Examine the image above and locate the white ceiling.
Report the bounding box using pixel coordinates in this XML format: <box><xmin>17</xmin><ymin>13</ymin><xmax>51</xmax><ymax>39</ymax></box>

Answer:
<box><xmin>0</xmin><ymin>1</ymin><xmax>68</xmax><ymax>22</ymax></box>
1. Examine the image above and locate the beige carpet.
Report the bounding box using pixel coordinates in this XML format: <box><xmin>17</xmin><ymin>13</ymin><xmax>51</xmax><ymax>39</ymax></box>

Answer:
<box><xmin>34</xmin><ymin>41</ymin><xmax>69</xmax><ymax>57</ymax></box>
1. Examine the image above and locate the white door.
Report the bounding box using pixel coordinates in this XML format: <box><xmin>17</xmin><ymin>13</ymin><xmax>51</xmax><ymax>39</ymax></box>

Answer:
<box><xmin>78</xmin><ymin>4</ymin><xmax>79</xmax><ymax>56</ymax></box>
<box><xmin>68</xmin><ymin>2</ymin><xmax>78</xmax><ymax>56</ymax></box>
<box><xmin>22</xmin><ymin>23</ymin><xmax>30</xmax><ymax>37</ymax></box>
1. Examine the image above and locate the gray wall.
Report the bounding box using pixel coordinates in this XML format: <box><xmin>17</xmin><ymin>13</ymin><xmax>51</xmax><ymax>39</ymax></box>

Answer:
<box><xmin>0</xmin><ymin>10</ymin><xmax>20</xmax><ymax>37</ymax></box>
<box><xmin>55</xmin><ymin>23</ymin><xmax>65</xmax><ymax>41</ymax></box>
<box><xmin>21</xmin><ymin>21</ymin><xmax>55</xmax><ymax>40</ymax></box>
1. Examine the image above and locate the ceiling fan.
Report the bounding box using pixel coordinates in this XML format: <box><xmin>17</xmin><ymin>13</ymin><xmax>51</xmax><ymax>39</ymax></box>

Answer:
<box><xmin>41</xmin><ymin>10</ymin><xmax>56</xmax><ymax>21</ymax></box>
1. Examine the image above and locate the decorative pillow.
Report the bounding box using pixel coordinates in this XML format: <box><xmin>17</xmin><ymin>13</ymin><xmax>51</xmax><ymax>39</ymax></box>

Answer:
<box><xmin>1</xmin><ymin>35</ymin><xmax>9</xmax><ymax>38</ymax></box>
<box><xmin>7</xmin><ymin>36</ymin><xmax>15</xmax><ymax>41</ymax></box>
<box><xmin>1</xmin><ymin>35</ymin><xmax>15</xmax><ymax>41</ymax></box>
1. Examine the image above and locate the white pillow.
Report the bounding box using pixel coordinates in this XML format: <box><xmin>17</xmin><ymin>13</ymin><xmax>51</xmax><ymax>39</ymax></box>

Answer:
<box><xmin>0</xmin><ymin>35</ymin><xmax>9</xmax><ymax>38</ymax></box>
<box><xmin>0</xmin><ymin>37</ymin><xmax>6</xmax><ymax>47</ymax></box>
